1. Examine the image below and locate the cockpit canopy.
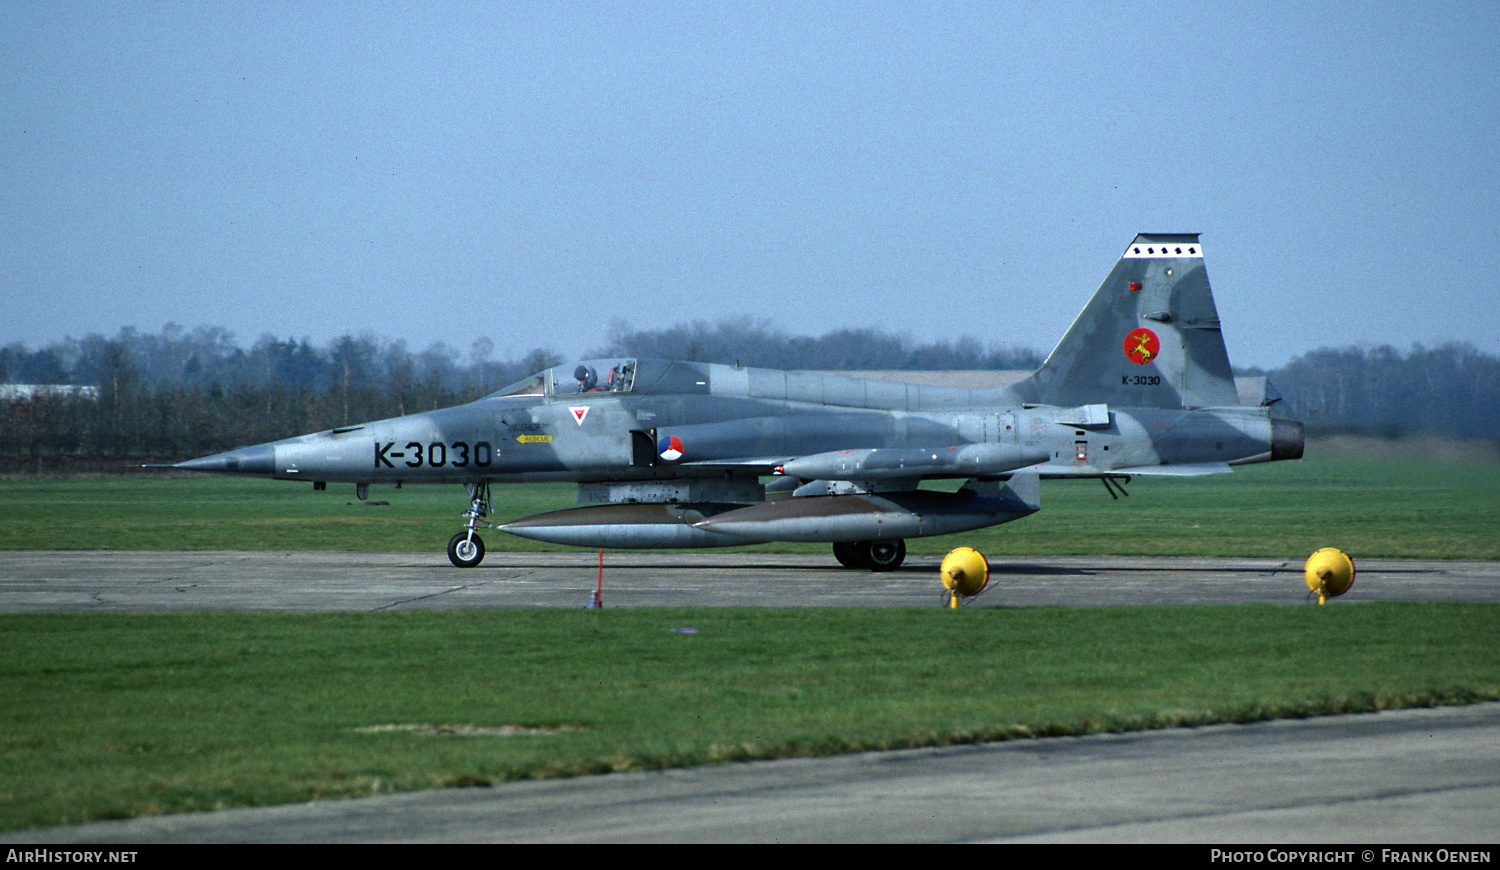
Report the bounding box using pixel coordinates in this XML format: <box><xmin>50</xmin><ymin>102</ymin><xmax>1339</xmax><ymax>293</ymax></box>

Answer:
<box><xmin>487</xmin><ymin>358</ymin><xmax>639</xmax><ymax>400</ymax></box>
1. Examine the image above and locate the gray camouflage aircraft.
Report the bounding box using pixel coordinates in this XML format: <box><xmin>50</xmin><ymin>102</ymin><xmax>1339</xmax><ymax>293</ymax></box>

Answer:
<box><xmin>175</xmin><ymin>234</ymin><xmax>1304</xmax><ymax>570</ymax></box>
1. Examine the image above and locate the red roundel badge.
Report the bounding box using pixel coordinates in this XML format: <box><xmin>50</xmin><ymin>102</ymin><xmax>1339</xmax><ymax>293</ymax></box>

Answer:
<box><xmin>1124</xmin><ymin>328</ymin><xmax>1159</xmax><ymax>365</ymax></box>
<box><xmin>658</xmin><ymin>434</ymin><xmax>684</xmax><ymax>462</ymax></box>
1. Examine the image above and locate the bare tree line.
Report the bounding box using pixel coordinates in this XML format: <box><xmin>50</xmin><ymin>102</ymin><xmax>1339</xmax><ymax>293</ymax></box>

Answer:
<box><xmin>1268</xmin><ymin>342</ymin><xmax>1500</xmax><ymax>442</ymax></box>
<box><xmin>1</xmin><ymin>321</ymin><xmax>1495</xmax><ymax>467</ymax></box>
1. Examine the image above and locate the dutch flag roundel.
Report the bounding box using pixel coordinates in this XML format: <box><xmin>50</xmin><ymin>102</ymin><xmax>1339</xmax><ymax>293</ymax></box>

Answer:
<box><xmin>658</xmin><ymin>434</ymin><xmax>684</xmax><ymax>462</ymax></box>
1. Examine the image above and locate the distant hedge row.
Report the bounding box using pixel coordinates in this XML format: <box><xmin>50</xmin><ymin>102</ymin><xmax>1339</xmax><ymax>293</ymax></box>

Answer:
<box><xmin>1</xmin><ymin>324</ymin><xmax>1495</xmax><ymax>464</ymax></box>
<box><xmin>1272</xmin><ymin>342</ymin><xmax>1500</xmax><ymax>442</ymax></box>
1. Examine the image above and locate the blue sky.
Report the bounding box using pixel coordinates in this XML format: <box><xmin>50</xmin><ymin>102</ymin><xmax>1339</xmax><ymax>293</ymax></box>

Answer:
<box><xmin>3</xmin><ymin>1</ymin><xmax>1497</xmax><ymax>370</ymax></box>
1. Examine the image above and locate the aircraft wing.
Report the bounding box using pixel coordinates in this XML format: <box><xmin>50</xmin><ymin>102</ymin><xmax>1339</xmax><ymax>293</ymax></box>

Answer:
<box><xmin>676</xmin><ymin>456</ymin><xmax>791</xmax><ymax>474</ymax></box>
<box><xmin>677</xmin><ymin>444</ymin><xmax>1050</xmax><ymax>482</ymax></box>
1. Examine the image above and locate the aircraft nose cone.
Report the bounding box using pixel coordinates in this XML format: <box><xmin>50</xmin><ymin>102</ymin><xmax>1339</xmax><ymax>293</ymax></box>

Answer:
<box><xmin>175</xmin><ymin>444</ymin><xmax>275</xmax><ymax>475</ymax></box>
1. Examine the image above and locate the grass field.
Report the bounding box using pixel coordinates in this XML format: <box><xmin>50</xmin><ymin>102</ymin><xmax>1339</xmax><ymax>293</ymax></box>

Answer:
<box><xmin>2</xmin><ymin>437</ymin><xmax>1498</xmax><ymax>558</ymax></box>
<box><xmin>2</xmin><ymin>604</ymin><xmax>1496</xmax><ymax>830</ymax></box>
<box><xmin>1</xmin><ymin>437</ymin><xmax>1497</xmax><ymax>831</ymax></box>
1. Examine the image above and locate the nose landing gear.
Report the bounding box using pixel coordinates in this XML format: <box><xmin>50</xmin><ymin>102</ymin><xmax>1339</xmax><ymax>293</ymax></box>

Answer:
<box><xmin>448</xmin><ymin>482</ymin><xmax>492</xmax><ymax>567</ymax></box>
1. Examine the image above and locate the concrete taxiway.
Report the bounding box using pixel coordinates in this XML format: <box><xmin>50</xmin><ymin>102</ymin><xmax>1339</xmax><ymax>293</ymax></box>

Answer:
<box><xmin>11</xmin><ymin>704</ymin><xmax>1499</xmax><ymax>844</ymax></box>
<box><xmin>1</xmin><ymin>550</ymin><xmax>1497</xmax><ymax>612</ymax></box>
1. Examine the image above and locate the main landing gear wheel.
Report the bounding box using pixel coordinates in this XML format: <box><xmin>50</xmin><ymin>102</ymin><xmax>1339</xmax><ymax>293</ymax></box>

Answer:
<box><xmin>448</xmin><ymin>532</ymin><xmax>485</xmax><ymax>568</ymax></box>
<box><xmin>832</xmin><ymin>541</ymin><xmax>863</xmax><ymax>568</ymax></box>
<box><xmin>832</xmin><ymin>540</ymin><xmax>907</xmax><ymax>571</ymax></box>
<box><xmin>863</xmin><ymin>539</ymin><xmax>906</xmax><ymax>572</ymax></box>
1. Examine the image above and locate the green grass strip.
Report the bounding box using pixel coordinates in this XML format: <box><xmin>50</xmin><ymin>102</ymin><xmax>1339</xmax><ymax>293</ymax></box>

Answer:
<box><xmin>2</xmin><ymin>443</ymin><xmax>1497</xmax><ymax>558</ymax></box>
<box><xmin>2</xmin><ymin>603</ymin><xmax>1496</xmax><ymax>830</ymax></box>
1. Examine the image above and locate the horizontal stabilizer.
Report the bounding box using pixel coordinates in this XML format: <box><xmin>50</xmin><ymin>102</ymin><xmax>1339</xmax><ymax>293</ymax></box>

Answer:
<box><xmin>1115</xmin><ymin>463</ymin><xmax>1232</xmax><ymax>477</ymax></box>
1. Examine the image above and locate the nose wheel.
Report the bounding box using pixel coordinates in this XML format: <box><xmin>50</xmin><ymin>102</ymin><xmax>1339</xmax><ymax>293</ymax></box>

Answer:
<box><xmin>449</xmin><ymin>482</ymin><xmax>492</xmax><ymax>567</ymax></box>
<box><xmin>448</xmin><ymin>532</ymin><xmax>485</xmax><ymax>568</ymax></box>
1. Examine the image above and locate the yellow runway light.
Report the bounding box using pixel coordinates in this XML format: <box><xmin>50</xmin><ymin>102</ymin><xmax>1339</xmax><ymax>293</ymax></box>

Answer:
<box><xmin>941</xmin><ymin>547</ymin><xmax>990</xmax><ymax>608</ymax></box>
<box><xmin>1305</xmin><ymin>548</ymin><xmax>1355</xmax><ymax>604</ymax></box>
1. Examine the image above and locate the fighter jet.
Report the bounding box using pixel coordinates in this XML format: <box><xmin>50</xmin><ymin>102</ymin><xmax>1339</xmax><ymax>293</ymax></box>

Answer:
<box><xmin>174</xmin><ymin>234</ymin><xmax>1304</xmax><ymax>570</ymax></box>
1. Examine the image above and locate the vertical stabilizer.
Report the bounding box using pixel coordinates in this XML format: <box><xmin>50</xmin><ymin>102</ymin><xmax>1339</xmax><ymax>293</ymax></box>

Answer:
<box><xmin>1016</xmin><ymin>234</ymin><xmax>1239</xmax><ymax>410</ymax></box>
